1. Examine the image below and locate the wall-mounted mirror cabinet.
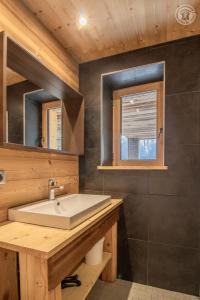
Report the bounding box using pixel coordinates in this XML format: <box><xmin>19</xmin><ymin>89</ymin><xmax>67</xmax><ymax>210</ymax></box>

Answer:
<box><xmin>0</xmin><ymin>32</ymin><xmax>84</xmax><ymax>155</ymax></box>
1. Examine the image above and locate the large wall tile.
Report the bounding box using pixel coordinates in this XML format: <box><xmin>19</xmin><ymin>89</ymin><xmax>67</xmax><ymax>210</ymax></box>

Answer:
<box><xmin>165</xmin><ymin>93</ymin><xmax>198</xmax><ymax>145</ymax></box>
<box><xmin>148</xmin><ymin>243</ymin><xmax>200</xmax><ymax>295</ymax></box>
<box><xmin>149</xmin><ymin>195</ymin><xmax>200</xmax><ymax>248</ymax></box>
<box><xmin>149</xmin><ymin>171</ymin><xmax>183</xmax><ymax>196</ymax></box>
<box><xmin>117</xmin><ymin>209</ymin><xmax>132</xmax><ymax>281</ymax></box>
<box><xmin>79</xmin><ymin>148</ymin><xmax>103</xmax><ymax>190</ymax></box>
<box><xmin>85</xmin><ymin>105</ymin><xmax>101</xmax><ymax>149</ymax></box>
<box><xmin>121</xmin><ymin>194</ymin><xmax>149</xmax><ymax>241</ymax></box>
<box><xmin>149</xmin><ymin>37</ymin><xmax>200</xmax><ymax>95</ymax></box>
<box><xmin>127</xmin><ymin>239</ymin><xmax>148</xmax><ymax>284</ymax></box>
<box><xmin>103</xmin><ymin>171</ymin><xmax>149</xmax><ymax>194</ymax></box>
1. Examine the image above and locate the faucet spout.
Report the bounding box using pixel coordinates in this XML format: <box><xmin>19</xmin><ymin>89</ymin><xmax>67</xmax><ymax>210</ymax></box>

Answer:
<box><xmin>48</xmin><ymin>178</ymin><xmax>64</xmax><ymax>200</ymax></box>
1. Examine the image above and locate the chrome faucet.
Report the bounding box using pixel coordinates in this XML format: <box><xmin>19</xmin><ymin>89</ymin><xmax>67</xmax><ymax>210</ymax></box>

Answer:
<box><xmin>48</xmin><ymin>178</ymin><xmax>64</xmax><ymax>200</ymax></box>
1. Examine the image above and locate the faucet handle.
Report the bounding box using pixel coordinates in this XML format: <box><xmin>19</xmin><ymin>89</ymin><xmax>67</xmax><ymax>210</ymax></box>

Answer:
<box><xmin>48</xmin><ymin>178</ymin><xmax>56</xmax><ymax>186</ymax></box>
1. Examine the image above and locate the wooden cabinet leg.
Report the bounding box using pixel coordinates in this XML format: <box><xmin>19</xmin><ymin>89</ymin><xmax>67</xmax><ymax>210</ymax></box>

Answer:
<box><xmin>101</xmin><ymin>222</ymin><xmax>117</xmax><ymax>282</ymax></box>
<box><xmin>49</xmin><ymin>285</ymin><xmax>62</xmax><ymax>300</ymax></box>
<box><xmin>19</xmin><ymin>252</ymin><xmax>61</xmax><ymax>300</ymax></box>
<box><xmin>0</xmin><ymin>248</ymin><xmax>19</xmax><ymax>300</ymax></box>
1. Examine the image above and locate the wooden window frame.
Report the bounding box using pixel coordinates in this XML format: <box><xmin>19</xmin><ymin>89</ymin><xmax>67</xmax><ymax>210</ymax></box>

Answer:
<box><xmin>42</xmin><ymin>100</ymin><xmax>62</xmax><ymax>149</ymax></box>
<box><xmin>113</xmin><ymin>81</ymin><xmax>164</xmax><ymax>167</ymax></box>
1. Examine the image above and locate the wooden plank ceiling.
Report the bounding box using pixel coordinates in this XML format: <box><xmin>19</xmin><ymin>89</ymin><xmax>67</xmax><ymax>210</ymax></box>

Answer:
<box><xmin>22</xmin><ymin>0</ymin><xmax>200</xmax><ymax>63</ymax></box>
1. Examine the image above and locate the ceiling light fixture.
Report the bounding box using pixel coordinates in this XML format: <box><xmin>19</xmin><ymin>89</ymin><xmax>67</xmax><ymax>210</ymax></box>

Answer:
<box><xmin>79</xmin><ymin>15</ymin><xmax>87</xmax><ymax>28</ymax></box>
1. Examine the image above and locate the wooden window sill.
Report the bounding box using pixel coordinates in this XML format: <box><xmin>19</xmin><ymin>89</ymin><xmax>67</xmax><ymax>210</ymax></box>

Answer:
<box><xmin>97</xmin><ymin>165</ymin><xmax>168</xmax><ymax>170</ymax></box>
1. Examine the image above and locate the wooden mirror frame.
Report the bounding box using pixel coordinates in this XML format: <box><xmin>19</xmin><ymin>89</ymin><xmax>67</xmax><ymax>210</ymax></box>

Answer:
<box><xmin>0</xmin><ymin>31</ymin><xmax>84</xmax><ymax>155</ymax></box>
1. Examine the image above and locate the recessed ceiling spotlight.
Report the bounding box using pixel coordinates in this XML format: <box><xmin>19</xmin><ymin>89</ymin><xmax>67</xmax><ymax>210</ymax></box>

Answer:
<box><xmin>175</xmin><ymin>4</ymin><xmax>197</xmax><ymax>26</ymax></box>
<box><xmin>79</xmin><ymin>15</ymin><xmax>87</xmax><ymax>28</ymax></box>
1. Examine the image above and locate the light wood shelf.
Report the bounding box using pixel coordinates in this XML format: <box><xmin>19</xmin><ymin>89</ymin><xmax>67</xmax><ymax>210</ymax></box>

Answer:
<box><xmin>97</xmin><ymin>165</ymin><xmax>168</xmax><ymax>170</ymax></box>
<box><xmin>62</xmin><ymin>252</ymin><xmax>112</xmax><ymax>300</ymax></box>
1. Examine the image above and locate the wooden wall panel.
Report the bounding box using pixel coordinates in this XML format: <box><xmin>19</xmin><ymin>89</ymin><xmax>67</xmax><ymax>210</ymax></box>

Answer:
<box><xmin>0</xmin><ymin>0</ymin><xmax>79</xmax><ymax>91</ymax></box>
<box><xmin>0</xmin><ymin>148</ymin><xmax>79</xmax><ymax>222</ymax></box>
<box><xmin>0</xmin><ymin>3</ymin><xmax>79</xmax><ymax>298</ymax></box>
<box><xmin>0</xmin><ymin>1</ymin><xmax>80</xmax><ymax>223</ymax></box>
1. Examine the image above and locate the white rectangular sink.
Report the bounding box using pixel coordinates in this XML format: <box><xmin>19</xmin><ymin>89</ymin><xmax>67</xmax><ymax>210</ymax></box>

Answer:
<box><xmin>8</xmin><ymin>194</ymin><xmax>111</xmax><ymax>229</ymax></box>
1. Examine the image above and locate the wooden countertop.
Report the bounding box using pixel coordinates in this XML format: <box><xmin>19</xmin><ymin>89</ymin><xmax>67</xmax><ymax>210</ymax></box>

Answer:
<box><xmin>0</xmin><ymin>199</ymin><xmax>122</xmax><ymax>259</ymax></box>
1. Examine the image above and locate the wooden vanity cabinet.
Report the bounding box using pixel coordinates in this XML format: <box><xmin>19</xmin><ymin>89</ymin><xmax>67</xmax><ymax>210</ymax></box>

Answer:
<box><xmin>0</xmin><ymin>199</ymin><xmax>122</xmax><ymax>300</ymax></box>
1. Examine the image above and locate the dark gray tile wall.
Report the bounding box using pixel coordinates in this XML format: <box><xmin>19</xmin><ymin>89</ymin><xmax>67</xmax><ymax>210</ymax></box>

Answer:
<box><xmin>79</xmin><ymin>36</ymin><xmax>200</xmax><ymax>296</ymax></box>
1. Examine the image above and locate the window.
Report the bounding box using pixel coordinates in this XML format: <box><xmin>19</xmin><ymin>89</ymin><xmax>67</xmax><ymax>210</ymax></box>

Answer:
<box><xmin>42</xmin><ymin>100</ymin><xmax>62</xmax><ymax>151</ymax></box>
<box><xmin>48</xmin><ymin>107</ymin><xmax>62</xmax><ymax>150</ymax></box>
<box><xmin>113</xmin><ymin>81</ymin><xmax>164</xmax><ymax>167</ymax></box>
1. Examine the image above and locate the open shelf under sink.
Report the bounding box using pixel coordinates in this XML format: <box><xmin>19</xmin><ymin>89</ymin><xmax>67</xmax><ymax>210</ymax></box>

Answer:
<box><xmin>62</xmin><ymin>252</ymin><xmax>112</xmax><ymax>300</ymax></box>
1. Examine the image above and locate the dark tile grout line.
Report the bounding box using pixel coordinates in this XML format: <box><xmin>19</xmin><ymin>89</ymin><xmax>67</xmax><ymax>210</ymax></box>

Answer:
<box><xmin>147</xmin><ymin>221</ymin><xmax>150</xmax><ymax>286</ymax></box>
<box><xmin>83</xmin><ymin>90</ymin><xmax>200</xmax><ymax>109</ymax></box>
<box><xmin>197</xmin><ymin>97</ymin><xmax>200</xmax><ymax>145</ymax></box>
<box><xmin>81</xmin><ymin>185</ymin><xmax>200</xmax><ymax>201</ymax></box>
<box><xmin>100</xmin><ymin>189</ymin><xmax>200</xmax><ymax>197</ymax></box>
<box><xmin>166</xmin><ymin>90</ymin><xmax>200</xmax><ymax>97</ymax></box>
<box><xmin>147</xmin><ymin>175</ymin><xmax>150</xmax><ymax>286</ymax></box>
<box><xmin>84</xmin><ymin>94</ymin><xmax>200</xmax><ymax>112</ymax></box>
<box><xmin>85</xmin><ymin>142</ymin><xmax>200</xmax><ymax>151</ymax></box>
<box><xmin>127</xmin><ymin>237</ymin><xmax>200</xmax><ymax>251</ymax></box>
<box><xmin>103</xmin><ymin>178</ymin><xmax>107</xmax><ymax>194</ymax></box>
<box><xmin>84</xmin><ymin>103</ymin><xmax>101</xmax><ymax>109</ymax></box>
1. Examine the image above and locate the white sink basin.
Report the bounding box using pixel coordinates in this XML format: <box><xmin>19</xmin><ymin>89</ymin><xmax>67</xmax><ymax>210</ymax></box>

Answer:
<box><xmin>8</xmin><ymin>194</ymin><xmax>111</xmax><ymax>229</ymax></box>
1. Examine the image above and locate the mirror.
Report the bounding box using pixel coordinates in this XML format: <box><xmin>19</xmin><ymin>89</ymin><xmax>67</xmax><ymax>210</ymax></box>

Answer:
<box><xmin>6</xmin><ymin>67</ymin><xmax>63</xmax><ymax>151</ymax></box>
<box><xmin>0</xmin><ymin>34</ymin><xmax>84</xmax><ymax>155</ymax></box>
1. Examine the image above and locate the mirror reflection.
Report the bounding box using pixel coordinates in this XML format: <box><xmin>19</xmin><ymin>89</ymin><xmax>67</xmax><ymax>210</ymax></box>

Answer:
<box><xmin>6</xmin><ymin>67</ymin><xmax>62</xmax><ymax>151</ymax></box>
